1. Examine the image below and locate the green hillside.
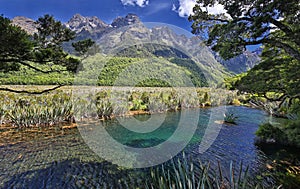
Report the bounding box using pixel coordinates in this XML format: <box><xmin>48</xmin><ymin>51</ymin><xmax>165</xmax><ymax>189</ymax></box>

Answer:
<box><xmin>0</xmin><ymin>54</ymin><xmax>210</xmax><ymax>87</ymax></box>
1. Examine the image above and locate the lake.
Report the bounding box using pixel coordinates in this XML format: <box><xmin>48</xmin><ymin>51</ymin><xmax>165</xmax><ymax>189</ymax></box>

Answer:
<box><xmin>0</xmin><ymin>106</ymin><xmax>295</xmax><ymax>188</ymax></box>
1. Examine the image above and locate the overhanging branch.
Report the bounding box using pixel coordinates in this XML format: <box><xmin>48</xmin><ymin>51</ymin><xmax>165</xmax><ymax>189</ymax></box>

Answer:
<box><xmin>0</xmin><ymin>85</ymin><xmax>64</xmax><ymax>94</ymax></box>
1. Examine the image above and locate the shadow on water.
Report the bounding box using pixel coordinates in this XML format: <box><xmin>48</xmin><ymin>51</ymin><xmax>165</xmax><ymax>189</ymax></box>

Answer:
<box><xmin>2</xmin><ymin>158</ymin><xmax>144</xmax><ymax>189</ymax></box>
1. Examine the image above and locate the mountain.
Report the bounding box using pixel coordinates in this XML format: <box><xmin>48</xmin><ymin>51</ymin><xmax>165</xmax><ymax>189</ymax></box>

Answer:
<box><xmin>215</xmin><ymin>51</ymin><xmax>260</xmax><ymax>74</ymax></box>
<box><xmin>10</xmin><ymin>14</ymin><xmax>231</xmax><ymax>85</ymax></box>
<box><xmin>12</xmin><ymin>16</ymin><xmax>37</xmax><ymax>35</ymax></box>
<box><xmin>111</xmin><ymin>13</ymin><xmax>141</xmax><ymax>28</ymax></box>
<box><xmin>94</xmin><ymin>23</ymin><xmax>232</xmax><ymax>85</ymax></box>
<box><xmin>63</xmin><ymin>13</ymin><xmax>261</xmax><ymax>77</ymax></box>
<box><xmin>10</xmin><ymin>13</ymin><xmax>260</xmax><ymax>86</ymax></box>
<box><xmin>65</xmin><ymin>14</ymin><xmax>108</xmax><ymax>33</ymax></box>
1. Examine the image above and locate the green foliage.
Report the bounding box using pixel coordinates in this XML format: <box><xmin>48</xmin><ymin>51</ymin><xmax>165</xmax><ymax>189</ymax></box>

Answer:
<box><xmin>235</xmin><ymin>45</ymin><xmax>300</xmax><ymax>97</ymax></box>
<box><xmin>130</xmin><ymin>99</ymin><xmax>147</xmax><ymax>111</ymax></box>
<box><xmin>0</xmin><ymin>54</ymin><xmax>209</xmax><ymax>87</ymax></box>
<box><xmin>227</xmin><ymin>44</ymin><xmax>300</xmax><ymax>116</ymax></box>
<box><xmin>72</xmin><ymin>39</ymin><xmax>95</xmax><ymax>57</ymax></box>
<box><xmin>256</xmin><ymin>118</ymin><xmax>300</xmax><ymax>147</ymax></box>
<box><xmin>189</xmin><ymin>0</ymin><xmax>300</xmax><ymax>61</ymax></box>
<box><xmin>285</xmin><ymin>119</ymin><xmax>300</xmax><ymax>147</ymax></box>
<box><xmin>0</xmin><ymin>68</ymin><xmax>74</xmax><ymax>85</ymax></box>
<box><xmin>112</xmin><ymin>43</ymin><xmax>209</xmax><ymax>87</ymax></box>
<box><xmin>190</xmin><ymin>0</ymin><xmax>300</xmax><ymax>113</ymax></box>
<box><xmin>145</xmin><ymin>154</ymin><xmax>266</xmax><ymax>189</ymax></box>
<box><xmin>93</xmin><ymin>55</ymin><xmax>207</xmax><ymax>87</ymax></box>
<box><xmin>224</xmin><ymin>73</ymin><xmax>246</xmax><ymax>90</ymax></box>
<box><xmin>256</xmin><ymin>123</ymin><xmax>288</xmax><ymax>144</ymax></box>
<box><xmin>224</xmin><ymin>112</ymin><xmax>238</xmax><ymax>124</ymax></box>
<box><xmin>116</xmin><ymin>43</ymin><xmax>190</xmax><ymax>59</ymax></box>
<box><xmin>169</xmin><ymin>58</ymin><xmax>208</xmax><ymax>87</ymax></box>
<box><xmin>0</xmin><ymin>15</ymin><xmax>32</xmax><ymax>71</ymax></box>
<box><xmin>0</xmin><ymin>92</ymin><xmax>75</xmax><ymax>127</ymax></box>
<box><xmin>96</xmin><ymin>99</ymin><xmax>113</xmax><ymax>120</ymax></box>
<box><xmin>0</xmin><ymin>14</ymin><xmax>94</xmax><ymax>76</ymax></box>
<box><xmin>0</xmin><ymin>87</ymin><xmax>242</xmax><ymax>127</ymax></box>
<box><xmin>136</xmin><ymin>78</ymin><xmax>172</xmax><ymax>87</ymax></box>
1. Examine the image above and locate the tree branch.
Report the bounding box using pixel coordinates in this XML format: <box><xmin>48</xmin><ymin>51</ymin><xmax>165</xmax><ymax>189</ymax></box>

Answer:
<box><xmin>239</xmin><ymin>38</ymin><xmax>300</xmax><ymax>62</ymax></box>
<box><xmin>18</xmin><ymin>61</ymin><xmax>57</xmax><ymax>73</ymax></box>
<box><xmin>268</xmin><ymin>18</ymin><xmax>300</xmax><ymax>46</ymax></box>
<box><xmin>0</xmin><ymin>85</ymin><xmax>64</xmax><ymax>94</ymax></box>
<box><xmin>265</xmin><ymin>39</ymin><xmax>300</xmax><ymax>62</ymax></box>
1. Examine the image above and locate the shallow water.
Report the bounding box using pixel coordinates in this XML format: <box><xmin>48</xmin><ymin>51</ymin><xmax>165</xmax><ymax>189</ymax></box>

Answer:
<box><xmin>0</xmin><ymin>106</ymin><xmax>295</xmax><ymax>188</ymax></box>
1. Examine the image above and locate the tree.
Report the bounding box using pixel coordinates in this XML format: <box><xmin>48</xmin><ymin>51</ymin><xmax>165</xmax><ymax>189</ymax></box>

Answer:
<box><xmin>72</xmin><ymin>39</ymin><xmax>96</xmax><ymax>58</ymax></box>
<box><xmin>0</xmin><ymin>14</ymin><xmax>94</xmax><ymax>93</ymax></box>
<box><xmin>189</xmin><ymin>0</ymin><xmax>300</xmax><ymax>61</ymax></box>
<box><xmin>228</xmin><ymin>44</ymin><xmax>300</xmax><ymax>110</ymax></box>
<box><xmin>189</xmin><ymin>0</ymin><xmax>300</xmax><ymax>110</ymax></box>
<box><xmin>0</xmin><ymin>15</ymin><xmax>33</xmax><ymax>72</ymax></box>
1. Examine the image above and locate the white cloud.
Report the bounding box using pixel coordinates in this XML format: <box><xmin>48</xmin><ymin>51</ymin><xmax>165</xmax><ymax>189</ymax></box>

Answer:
<box><xmin>173</xmin><ymin>0</ymin><xmax>227</xmax><ymax>17</ymax></box>
<box><xmin>206</xmin><ymin>4</ymin><xmax>227</xmax><ymax>15</ymax></box>
<box><xmin>177</xmin><ymin>0</ymin><xmax>197</xmax><ymax>17</ymax></box>
<box><xmin>172</xmin><ymin>4</ymin><xmax>177</xmax><ymax>12</ymax></box>
<box><xmin>121</xmin><ymin>0</ymin><xmax>149</xmax><ymax>7</ymax></box>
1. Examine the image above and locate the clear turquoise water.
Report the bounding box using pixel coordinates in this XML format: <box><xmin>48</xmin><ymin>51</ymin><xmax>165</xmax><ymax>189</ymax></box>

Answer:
<box><xmin>101</xmin><ymin>106</ymin><xmax>267</xmax><ymax>166</ymax></box>
<box><xmin>0</xmin><ymin>106</ymin><xmax>295</xmax><ymax>188</ymax></box>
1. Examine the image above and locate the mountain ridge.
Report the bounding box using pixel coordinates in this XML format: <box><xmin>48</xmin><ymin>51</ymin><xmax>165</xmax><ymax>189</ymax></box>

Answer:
<box><xmin>11</xmin><ymin>13</ymin><xmax>260</xmax><ymax>79</ymax></box>
<box><xmin>65</xmin><ymin>13</ymin><xmax>109</xmax><ymax>33</ymax></box>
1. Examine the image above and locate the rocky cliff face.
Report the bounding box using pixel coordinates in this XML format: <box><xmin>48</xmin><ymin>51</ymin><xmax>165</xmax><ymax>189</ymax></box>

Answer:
<box><xmin>65</xmin><ymin>14</ymin><xmax>108</xmax><ymax>33</ymax></box>
<box><xmin>215</xmin><ymin>51</ymin><xmax>260</xmax><ymax>74</ymax></box>
<box><xmin>64</xmin><ymin>13</ymin><xmax>142</xmax><ymax>40</ymax></box>
<box><xmin>111</xmin><ymin>13</ymin><xmax>141</xmax><ymax>28</ymax></box>
<box><xmin>12</xmin><ymin>16</ymin><xmax>37</xmax><ymax>35</ymax></box>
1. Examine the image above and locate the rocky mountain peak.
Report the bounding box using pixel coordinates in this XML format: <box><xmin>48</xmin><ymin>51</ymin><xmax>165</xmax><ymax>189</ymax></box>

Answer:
<box><xmin>111</xmin><ymin>13</ymin><xmax>141</xmax><ymax>28</ymax></box>
<box><xmin>12</xmin><ymin>16</ymin><xmax>37</xmax><ymax>35</ymax></box>
<box><xmin>65</xmin><ymin>14</ymin><xmax>108</xmax><ymax>33</ymax></box>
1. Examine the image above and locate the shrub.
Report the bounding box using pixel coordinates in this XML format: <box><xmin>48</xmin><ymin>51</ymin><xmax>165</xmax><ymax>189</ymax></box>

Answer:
<box><xmin>285</xmin><ymin>119</ymin><xmax>300</xmax><ymax>147</ymax></box>
<box><xmin>256</xmin><ymin>123</ymin><xmax>288</xmax><ymax>144</ymax></box>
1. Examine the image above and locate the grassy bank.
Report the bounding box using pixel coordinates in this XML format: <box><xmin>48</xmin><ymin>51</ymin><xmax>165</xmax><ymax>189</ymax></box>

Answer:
<box><xmin>0</xmin><ymin>86</ymin><xmax>243</xmax><ymax>128</ymax></box>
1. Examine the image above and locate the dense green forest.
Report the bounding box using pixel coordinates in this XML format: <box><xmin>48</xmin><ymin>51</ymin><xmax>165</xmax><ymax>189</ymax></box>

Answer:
<box><xmin>0</xmin><ymin>54</ymin><xmax>209</xmax><ymax>87</ymax></box>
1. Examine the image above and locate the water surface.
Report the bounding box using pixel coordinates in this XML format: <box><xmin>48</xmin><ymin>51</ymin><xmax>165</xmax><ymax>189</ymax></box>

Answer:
<box><xmin>0</xmin><ymin>106</ymin><xmax>288</xmax><ymax>188</ymax></box>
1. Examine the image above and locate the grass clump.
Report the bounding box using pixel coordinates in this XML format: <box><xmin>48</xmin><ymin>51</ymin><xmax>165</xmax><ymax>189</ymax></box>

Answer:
<box><xmin>144</xmin><ymin>154</ymin><xmax>270</xmax><ymax>189</ymax></box>
<box><xmin>224</xmin><ymin>112</ymin><xmax>238</xmax><ymax>124</ymax></box>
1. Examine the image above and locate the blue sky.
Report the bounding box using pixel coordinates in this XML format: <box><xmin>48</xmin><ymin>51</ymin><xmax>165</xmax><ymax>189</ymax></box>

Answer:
<box><xmin>0</xmin><ymin>0</ymin><xmax>198</xmax><ymax>31</ymax></box>
<box><xmin>1</xmin><ymin>0</ymin><xmax>260</xmax><ymax>51</ymax></box>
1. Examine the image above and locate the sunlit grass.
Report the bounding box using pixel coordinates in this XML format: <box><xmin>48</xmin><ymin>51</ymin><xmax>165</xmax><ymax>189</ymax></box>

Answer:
<box><xmin>0</xmin><ymin>86</ymin><xmax>244</xmax><ymax>127</ymax></box>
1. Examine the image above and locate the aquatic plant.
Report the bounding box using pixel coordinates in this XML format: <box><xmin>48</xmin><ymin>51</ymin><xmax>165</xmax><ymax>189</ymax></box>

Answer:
<box><xmin>148</xmin><ymin>96</ymin><xmax>168</xmax><ymax>113</ymax></box>
<box><xmin>224</xmin><ymin>112</ymin><xmax>239</xmax><ymax>124</ymax></box>
<box><xmin>144</xmin><ymin>154</ymin><xmax>264</xmax><ymax>189</ymax></box>
<box><xmin>0</xmin><ymin>92</ymin><xmax>77</xmax><ymax>127</ymax></box>
<box><xmin>0</xmin><ymin>87</ymin><xmax>246</xmax><ymax>127</ymax></box>
<box><xmin>96</xmin><ymin>99</ymin><xmax>113</xmax><ymax>120</ymax></box>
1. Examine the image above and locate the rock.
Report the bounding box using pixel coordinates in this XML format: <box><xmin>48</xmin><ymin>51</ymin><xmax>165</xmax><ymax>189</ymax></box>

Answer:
<box><xmin>111</xmin><ymin>13</ymin><xmax>141</xmax><ymax>28</ymax></box>
<box><xmin>12</xmin><ymin>16</ymin><xmax>37</xmax><ymax>35</ymax></box>
<box><xmin>65</xmin><ymin>13</ymin><xmax>108</xmax><ymax>33</ymax></box>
